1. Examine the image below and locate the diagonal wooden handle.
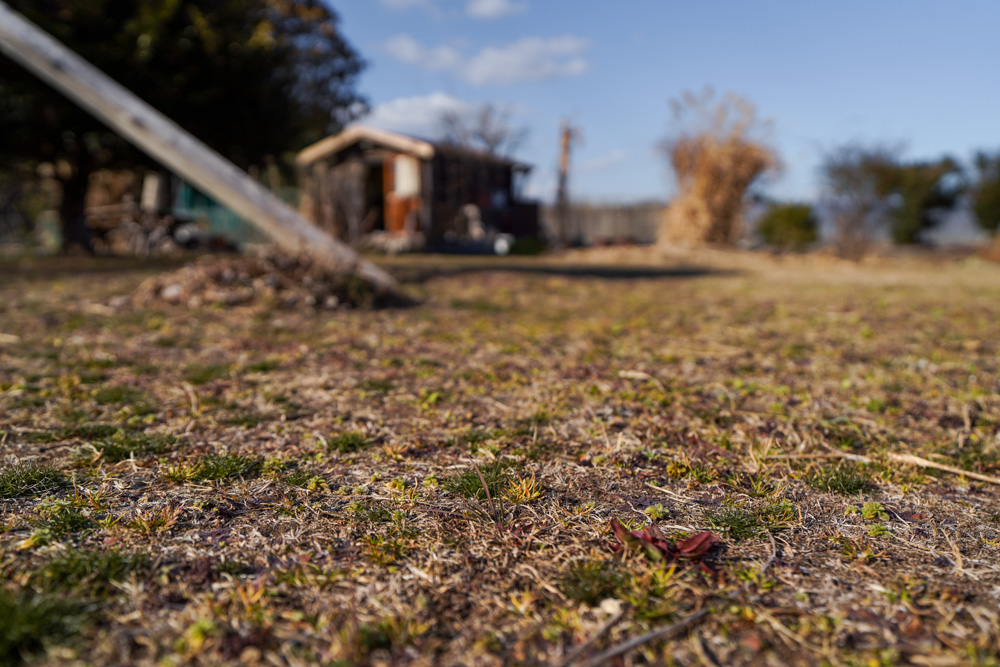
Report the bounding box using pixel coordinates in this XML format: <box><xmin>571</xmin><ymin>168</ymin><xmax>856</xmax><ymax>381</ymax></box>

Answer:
<box><xmin>0</xmin><ymin>2</ymin><xmax>398</xmax><ymax>294</ymax></box>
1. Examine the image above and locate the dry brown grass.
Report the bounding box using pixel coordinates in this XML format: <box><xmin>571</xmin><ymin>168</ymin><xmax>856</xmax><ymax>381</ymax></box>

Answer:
<box><xmin>1</xmin><ymin>250</ymin><xmax>999</xmax><ymax>665</ymax></box>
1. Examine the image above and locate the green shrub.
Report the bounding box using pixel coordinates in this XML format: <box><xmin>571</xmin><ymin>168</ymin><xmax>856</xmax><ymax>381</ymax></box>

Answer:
<box><xmin>328</xmin><ymin>431</ymin><xmax>371</xmax><ymax>453</ymax></box>
<box><xmin>808</xmin><ymin>462</ymin><xmax>871</xmax><ymax>496</ymax></box>
<box><xmin>183</xmin><ymin>363</ymin><xmax>231</xmax><ymax>385</ymax></box>
<box><xmin>93</xmin><ymin>386</ymin><xmax>147</xmax><ymax>405</ymax></box>
<box><xmin>757</xmin><ymin>203</ymin><xmax>818</xmax><ymax>250</ymax></box>
<box><xmin>443</xmin><ymin>459</ymin><xmax>512</xmax><ymax>501</ymax></box>
<box><xmin>93</xmin><ymin>430</ymin><xmax>175</xmax><ymax>462</ymax></box>
<box><xmin>559</xmin><ymin>559</ymin><xmax>624</xmax><ymax>604</ymax></box>
<box><xmin>972</xmin><ymin>151</ymin><xmax>1000</xmax><ymax>236</ymax></box>
<box><xmin>38</xmin><ymin>502</ymin><xmax>94</xmax><ymax>535</ymax></box>
<box><xmin>0</xmin><ymin>589</ymin><xmax>87</xmax><ymax>667</ymax></box>
<box><xmin>31</xmin><ymin>550</ymin><xmax>148</xmax><ymax>597</ymax></box>
<box><xmin>192</xmin><ymin>453</ymin><xmax>261</xmax><ymax>481</ymax></box>
<box><xmin>0</xmin><ymin>463</ymin><xmax>65</xmax><ymax>499</ymax></box>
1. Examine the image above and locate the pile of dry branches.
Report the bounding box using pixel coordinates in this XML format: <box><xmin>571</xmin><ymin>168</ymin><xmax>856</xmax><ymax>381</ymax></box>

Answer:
<box><xmin>660</xmin><ymin>89</ymin><xmax>778</xmax><ymax>246</ymax></box>
<box><xmin>129</xmin><ymin>248</ymin><xmax>391</xmax><ymax>310</ymax></box>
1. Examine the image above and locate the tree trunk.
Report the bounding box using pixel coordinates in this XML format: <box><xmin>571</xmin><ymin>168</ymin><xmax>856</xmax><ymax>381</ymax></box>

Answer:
<box><xmin>58</xmin><ymin>161</ymin><xmax>92</xmax><ymax>254</ymax></box>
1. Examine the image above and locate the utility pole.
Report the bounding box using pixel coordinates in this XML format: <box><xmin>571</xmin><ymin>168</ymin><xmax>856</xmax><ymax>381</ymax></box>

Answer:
<box><xmin>555</xmin><ymin>120</ymin><xmax>581</xmax><ymax>249</ymax></box>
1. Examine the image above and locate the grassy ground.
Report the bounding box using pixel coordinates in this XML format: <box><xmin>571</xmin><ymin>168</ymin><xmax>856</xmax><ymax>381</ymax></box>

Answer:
<box><xmin>1</xmin><ymin>249</ymin><xmax>999</xmax><ymax>666</ymax></box>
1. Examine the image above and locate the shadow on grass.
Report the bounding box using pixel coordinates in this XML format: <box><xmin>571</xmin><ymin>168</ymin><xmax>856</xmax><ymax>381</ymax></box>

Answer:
<box><xmin>0</xmin><ymin>255</ymin><xmax>190</xmax><ymax>281</ymax></box>
<box><xmin>0</xmin><ymin>253</ymin><xmax>734</xmax><ymax>306</ymax></box>
<box><xmin>383</xmin><ymin>254</ymin><xmax>738</xmax><ymax>284</ymax></box>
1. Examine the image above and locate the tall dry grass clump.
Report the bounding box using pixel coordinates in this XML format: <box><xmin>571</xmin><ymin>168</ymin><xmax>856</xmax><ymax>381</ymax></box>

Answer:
<box><xmin>659</xmin><ymin>89</ymin><xmax>778</xmax><ymax>246</ymax></box>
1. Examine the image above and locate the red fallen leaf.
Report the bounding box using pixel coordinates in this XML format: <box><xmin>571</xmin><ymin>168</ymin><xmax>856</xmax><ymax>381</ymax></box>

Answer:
<box><xmin>646</xmin><ymin>524</ymin><xmax>667</xmax><ymax>540</ymax></box>
<box><xmin>609</xmin><ymin>518</ymin><xmax>673</xmax><ymax>562</ymax></box>
<box><xmin>900</xmin><ymin>615</ymin><xmax>924</xmax><ymax>638</ymax></box>
<box><xmin>740</xmin><ymin>632</ymin><xmax>763</xmax><ymax>652</ymax></box>
<box><xmin>610</xmin><ymin>517</ymin><xmax>640</xmax><ymax>547</ymax></box>
<box><xmin>641</xmin><ymin>525</ymin><xmax>674</xmax><ymax>559</ymax></box>
<box><xmin>610</xmin><ymin>520</ymin><xmax>720</xmax><ymax>565</ymax></box>
<box><xmin>675</xmin><ymin>531</ymin><xmax>720</xmax><ymax>559</ymax></box>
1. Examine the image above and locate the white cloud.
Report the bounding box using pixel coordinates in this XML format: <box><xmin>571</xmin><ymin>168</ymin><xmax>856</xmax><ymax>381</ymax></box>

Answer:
<box><xmin>382</xmin><ymin>34</ymin><xmax>589</xmax><ymax>85</ymax></box>
<box><xmin>383</xmin><ymin>35</ymin><xmax>462</xmax><ymax>71</ymax></box>
<box><xmin>378</xmin><ymin>0</ymin><xmax>525</xmax><ymax>17</ymax></box>
<box><xmin>362</xmin><ymin>92</ymin><xmax>474</xmax><ymax>139</ymax></box>
<box><xmin>466</xmin><ymin>0</ymin><xmax>526</xmax><ymax>19</ymax></box>
<box><xmin>465</xmin><ymin>36</ymin><xmax>589</xmax><ymax>84</ymax></box>
<box><xmin>581</xmin><ymin>149</ymin><xmax>629</xmax><ymax>173</ymax></box>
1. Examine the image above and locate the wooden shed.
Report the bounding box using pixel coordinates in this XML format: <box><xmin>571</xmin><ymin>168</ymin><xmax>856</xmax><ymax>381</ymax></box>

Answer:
<box><xmin>295</xmin><ymin>125</ymin><xmax>538</xmax><ymax>245</ymax></box>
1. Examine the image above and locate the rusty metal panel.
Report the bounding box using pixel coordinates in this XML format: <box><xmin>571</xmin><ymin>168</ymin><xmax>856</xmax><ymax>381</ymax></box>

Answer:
<box><xmin>383</xmin><ymin>154</ymin><xmax>421</xmax><ymax>235</ymax></box>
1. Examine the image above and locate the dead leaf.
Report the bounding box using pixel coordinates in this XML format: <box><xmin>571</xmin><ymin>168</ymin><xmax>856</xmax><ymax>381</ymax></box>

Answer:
<box><xmin>610</xmin><ymin>519</ymin><xmax>720</xmax><ymax>565</ymax></box>
<box><xmin>675</xmin><ymin>531</ymin><xmax>720</xmax><ymax>559</ymax></box>
<box><xmin>739</xmin><ymin>632</ymin><xmax>763</xmax><ymax>652</ymax></box>
<box><xmin>610</xmin><ymin>518</ymin><xmax>671</xmax><ymax>562</ymax></box>
<box><xmin>901</xmin><ymin>615</ymin><xmax>925</xmax><ymax>638</ymax></box>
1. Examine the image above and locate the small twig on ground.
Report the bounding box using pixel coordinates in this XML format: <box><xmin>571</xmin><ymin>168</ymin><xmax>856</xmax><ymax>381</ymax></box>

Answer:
<box><xmin>618</xmin><ymin>369</ymin><xmax>666</xmax><ymax>392</ymax></box>
<box><xmin>577</xmin><ymin>608</ymin><xmax>710</xmax><ymax>667</ymax></box>
<box><xmin>942</xmin><ymin>531</ymin><xmax>973</xmax><ymax>579</ymax></box>
<box><xmin>468</xmin><ymin>457</ymin><xmax>504</xmax><ymax>534</ymax></box>
<box><xmin>478</xmin><ymin>396</ymin><xmax>512</xmax><ymax>412</ymax></box>
<box><xmin>559</xmin><ymin>604</ymin><xmax>626</xmax><ymax>666</ymax></box>
<box><xmin>690</xmin><ymin>630</ymin><xmax>722</xmax><ymax>667</ymax></box>
<box><xmin>760</xmin><ymin>530</ymin><xmax>779</xmax><ymax>577</ymax></box>
<box><xmin>181</xmin><ymin>382</ymin><xmax>200</xmax><ymax>415</ymax></box>
<box><xmin>816</xmin><ymin>446</ymin><xmax>1000</xmax><ymax>487</ymax></box>
<box><xmin>886</xmin><ymin>452</ymin><xmax>1000</xmax><ymax>487</ymax></box>
<box><xmin>644</xmin><ymin>482</ymin><xmax>700</xmax><ymax>505</ymax></box>
<box><xmin>409</xmin><ymin>504</ymin><xmax>467</xmax><ymax>520</ymax></box>
<box><xmin>405</xmin><ymin>563</ymin><xmax>434</xmax><ymax>584</ymax></box>
<box><xmin>764</xmin><ymin>453</ymin><xmax>846</xmax><ymax>460</ymax></box>
<box><xmin>756</xmin><ymin>609</ymin><xmax>833</xmax><ymax>659</ymax></box>
<box><xmin>37</xmin><ymin>441</ymin><xmax>77</xmax><ymax>453</ymax></box>
<box><xmin>817</xmin><ymin>446</ymin><xmax>871</xmax><ymax>464</ymax></box>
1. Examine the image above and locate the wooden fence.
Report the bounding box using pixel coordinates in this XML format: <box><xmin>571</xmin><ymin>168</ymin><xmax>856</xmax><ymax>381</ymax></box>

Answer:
<box><xmin>541</xmin><ymin>202</ymin><xmax>664</xmax><ymax>246</ymax></box>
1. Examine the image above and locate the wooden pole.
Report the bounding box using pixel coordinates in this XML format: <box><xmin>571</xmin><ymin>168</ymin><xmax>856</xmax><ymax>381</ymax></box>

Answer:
<box><xmin>555</xmin><ymin>120</ymin><xmax>581</xmax><ymax>249</ymax></box>
<box><xmin>0</xmin><ymin>2</ymin><xmax>398</xmax><ymax>293</ymax></box>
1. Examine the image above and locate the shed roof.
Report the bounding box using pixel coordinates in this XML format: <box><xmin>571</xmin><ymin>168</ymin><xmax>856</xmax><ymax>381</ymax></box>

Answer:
<box><xmin>296</xmin><ymin>124</ymin><xmax>531</xmax><ymax>171</ymax></box>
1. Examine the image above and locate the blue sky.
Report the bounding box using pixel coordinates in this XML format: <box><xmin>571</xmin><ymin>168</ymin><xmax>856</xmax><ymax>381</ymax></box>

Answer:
<box><xmin>329</xmin><ymin>1</ymin><xmax>1000</xmax><ymax>206</ymax></box>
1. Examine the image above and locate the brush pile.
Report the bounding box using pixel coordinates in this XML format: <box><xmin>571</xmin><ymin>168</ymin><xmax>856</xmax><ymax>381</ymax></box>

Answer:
<box><xmin>128</xmin><ymin>248</ymin><xmax>391</xmax><ymax>310</ymax></box>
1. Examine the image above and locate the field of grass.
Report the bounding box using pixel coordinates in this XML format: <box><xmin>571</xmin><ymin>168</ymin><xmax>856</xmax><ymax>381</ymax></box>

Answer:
<box><xmin>1</xmin><ymin>249</ymin><xmax>999</xmax><ymax>666</ymax></box>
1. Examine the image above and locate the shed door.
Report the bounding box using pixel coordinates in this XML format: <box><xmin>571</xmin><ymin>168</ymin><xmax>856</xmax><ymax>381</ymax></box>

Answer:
<box><xmin>394</xmin><ymin>155</ymin><xmax>420</xmax><ymax>197</ymax></box>
<box><xmin>384</xmin><ymin>154</ymin><xmax>422</xmax><ymax>235</ymax></box>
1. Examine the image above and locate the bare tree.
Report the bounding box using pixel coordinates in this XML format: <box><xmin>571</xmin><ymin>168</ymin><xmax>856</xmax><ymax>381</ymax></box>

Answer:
<box><xmin>659</xmin><ymin>88</ymin><xmax>778</xmax><ymax>246</ymax></box>
<box><xmin>968</xmin><ymin>151</ymin><xmax>1000</xmax><ymax>238</ymax></box>
<box><xmin>821</xmin><ymin>143</ymin><xmax>900</xmax><ymax>258</ymax></box>
<box><xmin>439</xmin><ymin>104</ymin><xmax>528</xmax><ymax>157</ymax></box>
